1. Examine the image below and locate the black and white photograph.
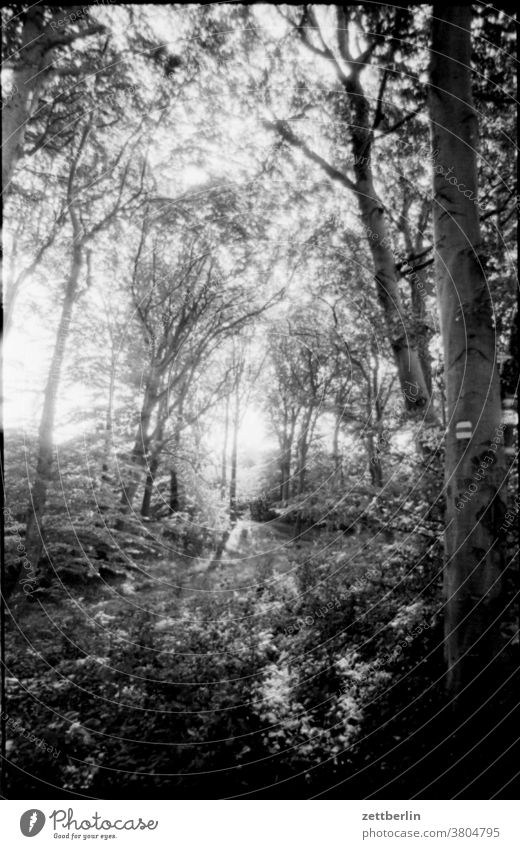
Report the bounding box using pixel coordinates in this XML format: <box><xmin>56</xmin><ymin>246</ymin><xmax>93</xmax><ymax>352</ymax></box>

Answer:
<box><xmin>1</xmin><ymin>0</ymin><xmax>519</xmax><ymax>815</ymax></box>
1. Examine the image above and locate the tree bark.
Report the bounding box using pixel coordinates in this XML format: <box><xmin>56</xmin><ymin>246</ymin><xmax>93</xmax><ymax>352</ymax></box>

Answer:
<box><xmin>430</xmin><ymin>5</ymin><xmax>507</xmax><ymax>696</ymax></box>
<box><xmin>141</xmin><ymin>455</ymin><xmax>159</xmax><ymax>518</ymax></box>
<box><xmin>102</xmin><ymin>354</ymin><xmax>116</xmax><ymax>479</ymax></box>
<box><xmin>278</xmin><ymin>405</ymin><xmax>296</xmax><ymax>503</ymax></box>
<box><xmin>354</xmin><ymin>171</ymin><xmax>436</xmax><ymax>423</ymax></box>
<box><xmin>410</xmin><ymin>268</ymin><xmax>433</xmax><ymax>396</ymax></box>
<box><xmin>2</xmin><ymin>8</ymin><xmax>48</xmax><ymax>192</ymax></box>
<box><xmin>366</xmin><ymin>434</ymin><xmax>383</xmax><ymax>488</ymax></box>
<box><xmin>281</xmin><ymin>452</ymin><xmax>291</xmax><ymax>503</ymax></box>
<box><xmin>220</xmin><ymin>394</ymin><xmax>230</xmax><ymax>499</ymax></box>
<box><xmin>168</xmin><ymin>414</ymin><xmax>183</xmax><ymax>515</ymax></box>
<box><xmin>121</xmin><ymin>369</ymin><xmax>158</xmax><ymax>509</ymax></box>
<box><xmin>332</xmin><ymin>408</ymin><xmax>343</xmax><ymax>484</ymax></box>
<box><xmin>296</xmin><ymin>413</ymin><xmax>311</xmax><ymax>496</ymax></box>
<box><xmin>398</xmin><ymin>196</ymin><xmax>435</xmax><ymax>397</ymax></box>
<box><xmin>169</xmin><ymin>468</ymin><xmax>179</xmax><ymax>514</ymax></box>
<box><xmin>139</xmin><ymin>401</ymin><xmax>170</xmax><ymax>517</ymax></box>
<box><xmin>229</xmin><ymin>383</ymin><xmax>240</xmax><ymax>517</ymax></box>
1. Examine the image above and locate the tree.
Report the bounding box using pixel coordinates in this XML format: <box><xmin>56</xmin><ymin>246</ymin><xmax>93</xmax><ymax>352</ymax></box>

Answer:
<box><xmin>24</xmin><ymin>113</ymin><xmax>147</xmax><ymax>577</ymax></box>
<box><xmin>228</xmin><ymin>344</ymin><xmax>246</xmax><ymax>518</ymax></box>
<box><xmin>120</xmin><ymin>208</ymin><xmax>279</xmax><ymax>515</ymax></box>
<box><xmin>266</xmin><ymin>340</ymin><xmax>303</xmax><ymax>504</ymax></box>
<box><xmin>3</xmin><ymin>174</ymin><xmax>63</xmax><ymax>337</ymax></box>
<box><xmin>1</xmin><ymin>4</ymin><xmax>105</xmax><ymax>192</ymax></box>
<box><xmin>429</xmin><ymin>5</ymin><xmax>508</xmax><ymax>696</ymax></box>
<box><xmin>263</xmin><ymin>5</ymin><xmax>439</xmax><ymax>426</ymax></box>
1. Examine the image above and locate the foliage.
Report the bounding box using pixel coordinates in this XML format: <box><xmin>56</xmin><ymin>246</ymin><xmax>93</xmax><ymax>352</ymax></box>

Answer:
<box><xmin>5</xmin><ymin>524</ymin><xmax>444</xmax><ymax>798</ymax></box>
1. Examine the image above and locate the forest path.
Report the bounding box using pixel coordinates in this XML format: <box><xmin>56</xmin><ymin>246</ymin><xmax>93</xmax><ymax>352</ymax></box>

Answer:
<box><xmin>200</xmin><ymin>518</ymin><xmax>298</xmax><ymax>576</ymax></box>
<box><xmin>6</xmin><ymin>518</ymin><xmax>314</xmax><ymax>679</ymax></box>
<box><xmin>88</xmin><ymin>517</ymin><xmax>316</xmax><ymax>630</ymax></box>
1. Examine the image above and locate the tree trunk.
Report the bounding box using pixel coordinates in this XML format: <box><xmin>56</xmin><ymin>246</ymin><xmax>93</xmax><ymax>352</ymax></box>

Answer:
<box><xmin>2</xmin><ymin>8</ymin><xmax>48</xmax><ymax>192</ymax></box>
<box><xmin>169</xmin><ymin>468</ymin><xmax>179</xmax><ymax>514</ymax></box>
<box><xmin>24</xmin><ymin>244</ymin><xmax>83</xmax><ymax>575</ymax></box>
<box><xmin>274</xmin><ymin>12</ymin><xmax>439</xmax><ymax>425</ymax></box>
<box><xmin>354</xmin><ymin>172</ymin><xmax>437</xmax><ymax>423</ymax></box>
<box><xmin>295</xmin><ymin>406</ymin><xmax>318</xmax><ymax>496</ymax></box>
<box><xmin>141</xmin><ymin>455</ymin><xmax>159</xmax><ymax>518</ymax></box>
<box><xmin>121</xmin><ymin>371</ymin><xmax>158</xmax><ymax>509</ymax></box>
<box><xmin>366</xmin><ymin>434</ymin><xmax>383</xmax><ymax>488</ymax></box>
<box><xmin>335</xmin><ymin>5</ymin><xmax>438</xmax><ymax>424</ymax></box>
<box><xmin>166</xmin><ymin>408</ymin><xmax>184</xmax><ymax>515</ymax></box>
<box><xmin>410</xmin><ymin>265</ymin><xmax>433</xmax><ymax>396</ymax></box>
<box><xmin>430</xmin><ymin>5</ymin><xmax>507</xmax><ymax>696</ymax></box>
<box><xmin>220</xmin><ymin>394</ymin><xmax>230</xmax><ymax>498</ymax></box>
<box><xmin>500</xmin><ymin>309</ymin><xmax>519</xmax><ymax>464</ymax></box>
<box><xmin>278</xmin><ymin>406</ymin><xmax>296</xmax><ymax>503</ymax></box>
<box><xmin>398</xmin><ymin>199</ymin><xmax>435</xmax><ymax>398</ymax></box>
<box><xmin>102</xmin><ymin>355</ymin><xmax>116</xmax><ymax>479</ymax></box>
<box><xmin>281</xmin><ymin>452</ymin><xmax>291</xmax><ymax>503</ymax></box>
<box><xmin>332</xmin><ymin>409</ymin><xmax>343</xmax><ymax>484</ymax></box>
<box><xmin>279</xmin><ymin>461</ymin><xmax>285</xmax><ymax>502</ymax></box>
<box><xmin>278</xmin><ymin>407</ymin><xmax>288</xmax><ymax>502</ymax></box>
<box><xmin>297</xmin><ymin>438</ymin><xmax>308</xmax><ymax>496</ymax></box>
<box><xmin>229</xmin><ymin>385</ymin><xmax>240</xmax><ymax>517</ymax></box>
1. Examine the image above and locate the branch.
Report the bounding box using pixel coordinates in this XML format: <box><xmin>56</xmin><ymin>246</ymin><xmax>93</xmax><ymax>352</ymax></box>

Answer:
<box><xmin>44</xmin><ymin>19</ymin><xmax>106</xmax><ymax>51</ymax></box>
<box><xmin>292</xmin><ymin>6</ymin><xmax>328</xmax><ymax>59</ymax></box>
<box><xmin>372</xmin><ymin>69</ymin><xmax>389</xmax><ymax>132</ymax></box>
<box><xmin>416</xmin><ymin>196</ymin><xmax>431</xmax><ymax>246</ymax></box>
<box><xmin>381</xmin><ymin>373</ymin><xmax>398</xmax><ymax>411</ymax></box>
<box><xmin>305</xmin><ymin>6</ymin><xmax>351</xmax><ymax>87</ymax></box>
<box><xmin>481</xmin><ymin>196</ymin><xmax>515</xmax><ymax>222</ymax></box>
<box><xmin>67</xmin><ymin>116</ymin><xmax>93</xmax><ymax>241</ymax></box>
<box><xmin>263</xmin><ymin>120</ymin><xmax>358</xmax><ymax>194</ymax></box>
<box><xmin>408</xmin><ymin>258</ymin><xmax>434</xmax><ymax>273</ymax></box>
<box><xmin>374</xmin><ymin>107</ymin><xmax>422</xmax><ymax>140</ymax></box>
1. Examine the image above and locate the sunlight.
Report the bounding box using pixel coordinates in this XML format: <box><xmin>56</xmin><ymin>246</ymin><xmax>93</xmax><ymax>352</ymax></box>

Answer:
<box><xmin>181</xmin><ymin>164</ymin><xmax>209</xmax><ymax>188</ymax></box>
<box><xmin>238</xmin><ymin>406</ymin><xmax>276</xmax><ymax>454</ymax></box>
<box><xmin>202</xmin><ymin>405</ymin><xmax>276</xmax><ymax>462</ymax></box>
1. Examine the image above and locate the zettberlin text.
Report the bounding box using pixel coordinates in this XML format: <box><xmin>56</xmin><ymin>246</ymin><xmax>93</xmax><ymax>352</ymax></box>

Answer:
<box><xmin>362</xmin><ymin>812</ymin><xmax>421</xmax><ymax>821</ymax></box>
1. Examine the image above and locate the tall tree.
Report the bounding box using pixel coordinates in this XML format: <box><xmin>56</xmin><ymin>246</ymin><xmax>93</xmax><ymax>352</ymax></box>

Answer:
<box><xmin>24</xmin><ymin>115</ymin><xmax>146</xmax><ymax>577</ymax></box>
<box><xmin>1</xmin><ymin>4</ymin><xmax>104</xmax><ymax>191</ymax></box>
<box><xmin>430</xmin><ymin>5</ymin><xmax>507</xmax><ymax>696</ymax></box>
<box><xmin>263</xmin><ymin>5</ymin><xmax>439</xmax><ymax>426</ymax></box>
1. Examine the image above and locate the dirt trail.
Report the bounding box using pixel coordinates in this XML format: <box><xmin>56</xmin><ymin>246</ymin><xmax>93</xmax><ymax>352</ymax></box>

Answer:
<box><xmin>6</xmin><ymin>517</ymin><xmax>329</xmax><ymax>666</ymax></box>
<box><xmin>83</xmin><ymin>517</ymin><xmax>310</xmax><ymax>627</ymax></box>
<box><xmin>202</xmin><ymin>518</ymin><xmax>298</xmax><ymax>577</ymax></box>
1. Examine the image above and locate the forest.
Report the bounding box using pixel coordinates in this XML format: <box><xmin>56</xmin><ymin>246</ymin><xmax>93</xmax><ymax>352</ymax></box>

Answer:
<box><xmin>1</xmin><ymin>3</ymin><xmax>518</xmax><ymax>799</ymax></box>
